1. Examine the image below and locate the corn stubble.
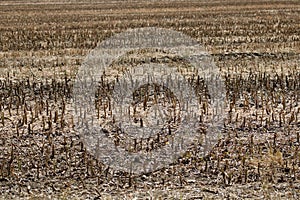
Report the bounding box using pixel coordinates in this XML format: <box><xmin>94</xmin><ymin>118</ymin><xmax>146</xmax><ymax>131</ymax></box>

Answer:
<box><xmin>0</xmin><ymin>0</ymin><xmax>300</xmax><ymax>199</ymax></box>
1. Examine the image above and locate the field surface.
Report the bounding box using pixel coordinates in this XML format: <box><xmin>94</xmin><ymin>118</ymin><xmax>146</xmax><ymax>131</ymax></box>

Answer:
<box><xmin>0</xmin><ymin>0</ymin><xmax>300</xmax><ymax>199</ymax></box>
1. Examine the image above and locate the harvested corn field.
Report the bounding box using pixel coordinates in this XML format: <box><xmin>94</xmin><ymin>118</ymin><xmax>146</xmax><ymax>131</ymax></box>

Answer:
<box><xmin>0</xmin><ymin>0</ymin><xmax>300</xmax><ymax>199</ymax></box>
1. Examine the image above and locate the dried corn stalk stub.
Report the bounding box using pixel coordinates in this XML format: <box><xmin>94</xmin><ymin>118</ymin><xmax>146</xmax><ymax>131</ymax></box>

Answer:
<box><xmin>72</xmin><ymin>27</ymin><xmax>226</xmax><ymax>174</ymax></box>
